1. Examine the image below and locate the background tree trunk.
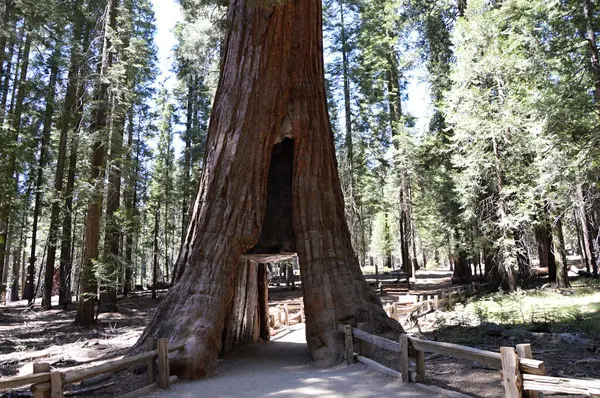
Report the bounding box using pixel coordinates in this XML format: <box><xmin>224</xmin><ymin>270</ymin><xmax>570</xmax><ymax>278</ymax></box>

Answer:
<box><xmin>535</xmin><ymin>221</ymin><xmax>555</xmax><ymax>279</ymax></box>
<box><xmin>75</xmin><ymin>0</ymin><xmax>117</xmax><ymax>326</ymax></box>
<box><xmin>58</xmin><ymin>13</ymin><xmax>89</xmax><ymax>307</ymax></box>
<box><xmin>38</xmin><ymin>45</ymin><xmax>61</xmax><ymax>309</ymax></box>
<box><xmin>551</xmin><ymin>210</ymin><xmax>570</xmax><ymax>288</ymax></box>
<box><xmin>130</xmin><ymin>0</ymin><xmax>398</xmax><ymax>378</ymax></box>
<box><xmin>576</xmin><ymin>184</ymin><xmax>597</xmax><ymax>276</ymax></box>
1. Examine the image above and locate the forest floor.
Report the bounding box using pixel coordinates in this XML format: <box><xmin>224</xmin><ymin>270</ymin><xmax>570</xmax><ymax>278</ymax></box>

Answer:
<box><xmin>0</xmin><ymin>268</ymin><xmax>598</xmax><ymax>397</ymax></box>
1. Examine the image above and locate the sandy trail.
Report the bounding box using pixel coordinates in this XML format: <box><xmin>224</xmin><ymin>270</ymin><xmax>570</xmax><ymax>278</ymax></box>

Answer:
<box><xmin>146</xmin><ymin>324</ymin><xmax>446</xmax><ymax>398</ymax></box>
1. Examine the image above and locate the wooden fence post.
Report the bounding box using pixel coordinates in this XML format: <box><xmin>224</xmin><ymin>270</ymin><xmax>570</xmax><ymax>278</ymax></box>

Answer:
<box><xmin>32</xmin><ymin>363</ymin><xmax>51</xmax><ymax>398</ymax></box>
<box><xmin>278</xmin><ymin>305</ymin><xmax>284</xmax><ymax>327</ymax></box>
<box><xmin>501</xmin><ymin>347</ymin><xmax>523</xmax><ymax>398</ymax></box>
<box><xmin>516</xmin><ymin>344</ymin><xmax>541</xmax><ymax>398</ymax></box>
<box><xmin>415</xmin><ymin>347</ymin><xmax>425</xmax><ymax>382</ymax></box>
<box><xmin>157</xmin><ymin>339</ymin><xmax>170</xmax><ymax>389</ymax></box>
<box><xmin>283</xmin><ymin>304</ymin><xmax>289</xmax><ymax>327</ymax></box>
<box><xmin>50</xmin><ymin>372</ymin><xmax>63</xmax><ymax>398</ymax></box>
<box><xmin>344</xmin><ymin>325</ymin><xmax>354</xmax><ymax>365</ymax></box>
<box><xmin>146</xmin><ymin>337</ymin><xmax>157</xmax><ymax>384</ymax></box>
<box><xmin>399</xmin><ymin>335</ymin><xmax>409</xmax><ymax>383</ymax></box>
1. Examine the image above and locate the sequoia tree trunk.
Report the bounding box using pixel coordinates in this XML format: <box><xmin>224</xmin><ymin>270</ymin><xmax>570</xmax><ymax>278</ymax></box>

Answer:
<box><xmin>131</xmin><ymin>0</ymin><xmax>398</xmax><ymax>378</ymax></box>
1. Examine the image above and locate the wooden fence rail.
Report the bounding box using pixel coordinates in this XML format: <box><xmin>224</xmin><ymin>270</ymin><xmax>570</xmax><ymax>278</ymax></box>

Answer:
<box><xmin>269</xmin><ymin>303</ymin><xmax>305</xmax><ymax>330</ymax></box>
<box><xmin>383</xmin><ymin>282</ymin><xmax>495</xmax><ymax>322</ymax></box>
<box><xmin>0</xmin><ymin>338</ymin><xmax>185</xmax><ymax>398</ymax></box>
<box><xmin>339</xmin><ymin>324</ymin><xmax>600</xmax><ymax>397</ymax></box>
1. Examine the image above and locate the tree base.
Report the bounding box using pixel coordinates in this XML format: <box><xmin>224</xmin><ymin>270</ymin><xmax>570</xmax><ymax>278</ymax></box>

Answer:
<box><xmin>75</xmin><ymin>294</ymin><xmax>96</xmax><ymax>326</ymax></box>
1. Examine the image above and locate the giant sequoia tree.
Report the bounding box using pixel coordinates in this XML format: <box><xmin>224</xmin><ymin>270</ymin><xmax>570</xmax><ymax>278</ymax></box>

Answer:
<box><xmin>132</xmin><ymin>0</ymin><xmax>397</xmax><ymax>378</ymax></box>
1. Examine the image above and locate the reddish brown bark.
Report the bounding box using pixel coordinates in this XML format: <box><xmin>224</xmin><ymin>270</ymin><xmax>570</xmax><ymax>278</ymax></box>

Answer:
<box><xmin>131</xmin><ymin>0</ymin><xmax>398</xmax><ymax>378</ymax></box>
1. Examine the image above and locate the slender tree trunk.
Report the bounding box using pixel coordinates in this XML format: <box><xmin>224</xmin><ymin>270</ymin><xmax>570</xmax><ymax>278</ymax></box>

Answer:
<box><xmin>59</xmin><ymin>91</ymin><xmax>84</xmax><ymax>308</ymax></box>
<box><xmin>0</xmin><ymin>1</ymin><xmax>13</xmax><ymax>74</ymax></box>
<box><xmin>551</xmin><ymin>211</ymin><xmax>570</xmax><ymax>288</ymax></box>
<box><xmin>0</xmin><ymin>21</ymin><xmax>21</xmax><ymax>284</ymax></box>
<box><xmin>123</xmin><ymin>107</ymin><xmax>135</xmax><ymax>296</ymax></box>
<box><xmin>35</xmin><ymin>46</ymin><xmax>60</xmax><ymax>309</ymax></box>
<box><xmin>574</xmin><ymin>209</ymin><xmax>588</xmax><ymax>267</ymax></box>
<box><xmin>75</xmin><ymin>0</ymin><xmax>117</xmax><ymax>326</ymax></box>
<box><xmin>0</xmin><ymin>13</ymin><xmax>17</xmax><ymax>127</ymax></box>
<box><xmin>102</xmin><ymin>94</ymin><xmax>123</xmax><ymax>311</ymax></box>
<box><xmin>0</xmin><ymin>24</ymin><xmax>22</xmax><ymax>283</ymax></box>
<box><xmin>103</xmin><ymin>0</ymin><xmax>134</xmax><ymax>307</ymax></box>
<box><xmin>9</xmin><ymin>210</ymin><xmax>25</xmax><ymax>301</ymax></box>
<box><xmin>47</xmin><ymin>0</ymin><xmax>85</xmax><ymax>307</ymax></box>
<box><xmin>577</xmin><ymin>184</ymin><xmax>597</xmax><ymax>276</ymax></box>
<box><xmin>407</xmin><ymin>179</ymin><xmax>418</xmax><ymax>271</ymax></box>
<box><xmin>130</xmin><ymin>0</ymin><xmax>398</xmax><ymax>378</ymax></box>
<box><xmin>340</xmin><ymin>0</ymin><xmax>353</xmax><ymax>174</ymax></box>
<box><xmin>386</xmin><ymin>52</ymin><xmax>413</xmax><ymax>277</ymax></box>
<box><xmin>458</xmin><ymin>0</ymin><xmax>467</xmax><ymax>16</ymax></box>
<box><xmin>152</xmin><ymin>207</ymin><xmax>159</xmax><ymax>300</ymax></box>
<box><xmin>11</xmin><ymin>26</ymin><xmax>32</xmax><ymax>301</ymax></box>
<box><xmin>164</xmin><ymin>186</ymin><xmax>169</xmax><ymax>283</ymax></box>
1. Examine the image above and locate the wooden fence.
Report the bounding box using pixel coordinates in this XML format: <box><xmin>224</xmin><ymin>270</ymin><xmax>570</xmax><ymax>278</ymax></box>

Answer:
<box><xmin>339</xmin><ymin>324</ymin><xmax>600</xmax><ymax>397</ymax></box>
<box><xmin>382</xmin><ymin>282</ymin><xmax>495</xmax><ymax>322</ymax></box>
<box><xmin>0</xmin><ymin>338</ymin><xmax>184</xmax><ymax>398</ymax></box>
<box><xmin>269</xmin><ymin>303</ymin><xmax>305</xmax><ymax>330</ymax></box>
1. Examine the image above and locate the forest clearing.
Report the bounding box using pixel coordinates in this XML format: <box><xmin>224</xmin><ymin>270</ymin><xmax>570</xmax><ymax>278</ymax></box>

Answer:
<box><xmin>1</xmin><ymin>0</ymin><xmax>600</xmax><ymax>396</ymax></box>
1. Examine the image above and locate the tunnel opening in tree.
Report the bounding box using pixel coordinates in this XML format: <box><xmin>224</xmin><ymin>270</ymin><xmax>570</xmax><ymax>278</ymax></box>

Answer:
<box><xmin>246</xmin><ymin>138</ymin><xmax>295</xmax><ymax>255</ymax></box>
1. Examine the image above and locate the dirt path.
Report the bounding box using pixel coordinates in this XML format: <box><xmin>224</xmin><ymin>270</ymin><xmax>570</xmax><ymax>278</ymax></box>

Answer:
<box><xmin>146</xmin><ymin>324</ymin><xmax>446</xmax><ymax>398</ymax></box>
